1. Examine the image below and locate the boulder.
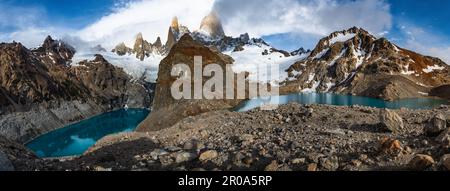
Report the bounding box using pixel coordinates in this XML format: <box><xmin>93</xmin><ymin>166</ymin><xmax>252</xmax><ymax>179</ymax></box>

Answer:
<box><xmin>199</xmin><ymin>150</ymin><xmax>218</xmax><ymax>162</ymax></box>
<box><xmin>379</xmin><ymin>109</ymin><xmax>404</xmax><ymax>133</ymax></box>
<box><xmin>425</xmin><ymin>114</ymin><xmax>447</xmax><ymax>136</ymax></box>
<box><xmin>379</xmin><ymin>137</ymin><xmax>402</xmax><ymax>154</ymax></box>
<box><xmin>307</xmin><ymin>163</ymin><xmax>318</xmax><ymax>171</ymax></box>
<box><xmin>264</xmin><ymin>160</ymin><xmax>279</xmax><ymax>171</ymax></box>
<box><xmin>436</xmin><ymin>128</ymin><xmax>450</xmax><ymax>148</ymax></box>
<box><xmin>440</xmin><ymin>154</ymin><xmax>450</xmax><ymax>171</ymax></box>
<box><xmin>408</xmin><ymin>154</ymin><xmax>435</xmax><ymax>171</ymax></box>
<box><xmin>175</xmin><ymin>152</ymin><xmax>197</xmax><ymax>163</ymax></box>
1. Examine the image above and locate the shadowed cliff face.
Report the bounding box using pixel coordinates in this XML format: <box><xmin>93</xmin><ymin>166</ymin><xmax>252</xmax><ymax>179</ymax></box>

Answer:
<box><xmin>284</xmin><ymin>27</ymin><xmax>450</xmax><ymax>101</ymax></box>
<box><xmin>137</xmin><ymin>34</ymin><xmax>244</xmax><ymax>132</ymax></box>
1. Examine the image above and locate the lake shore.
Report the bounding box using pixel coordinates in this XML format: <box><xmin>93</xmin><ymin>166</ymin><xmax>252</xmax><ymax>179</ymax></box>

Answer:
<box><xmin>26</xmin><ymin>103</ymin><xmax>450</xmax><ymax>171</ymax></box>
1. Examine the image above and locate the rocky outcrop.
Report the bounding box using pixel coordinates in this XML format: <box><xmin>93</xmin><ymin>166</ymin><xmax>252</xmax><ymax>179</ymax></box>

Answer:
<box><xmin>430</xmin><ymin>85</ymin><xmax>450</xmax><ymax>100</ymax></box>
<box><xmin>137</xmin><ymin>34</ymin><xmax>243</xmax><ymax>132</ymax></box>
<box><xmin>0</xmin><ymin>135</ymin><xmax>40</xmax><ymax>170</ymax></box>
<box><xmin>284</xmin><ymin>27</ymin><xmax>450</xmax><ymax>101</ymax></box>
<box><xmin>112</xmin><ymin>42</ymin><xmax>132</xmax><ymax>56</ymax></box>
<box><xmin>32</xmin><ymin>35</ymin><xmax>76</xmax><ymax>66</ymax></box>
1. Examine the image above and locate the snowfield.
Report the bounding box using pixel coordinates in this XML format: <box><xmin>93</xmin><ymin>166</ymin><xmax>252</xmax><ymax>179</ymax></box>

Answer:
<box><xmin>224</xmin><ymin>44</ymin><xmax>308</xmax><ymax>86</ymax></box>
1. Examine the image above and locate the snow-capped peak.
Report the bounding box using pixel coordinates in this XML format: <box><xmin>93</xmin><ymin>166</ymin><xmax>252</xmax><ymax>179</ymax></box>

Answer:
<box><xmin>198</xmin><ymin>11</ymin><xmax>225</xmax><ymax>39</ymax></box>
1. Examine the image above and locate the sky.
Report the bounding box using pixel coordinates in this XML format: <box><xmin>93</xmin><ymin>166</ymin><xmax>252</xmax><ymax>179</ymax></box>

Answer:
<box><xmin>0</xmin><ymin>0</ymin><xmax>449</xmax><ymax>63</ymax></box>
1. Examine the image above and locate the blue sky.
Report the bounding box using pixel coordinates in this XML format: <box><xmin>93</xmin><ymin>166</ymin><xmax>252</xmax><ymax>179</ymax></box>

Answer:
<box><xmin>0</xmin><ymin>0</ymin><xmax>449</xmax><ymax>63</ymax></box>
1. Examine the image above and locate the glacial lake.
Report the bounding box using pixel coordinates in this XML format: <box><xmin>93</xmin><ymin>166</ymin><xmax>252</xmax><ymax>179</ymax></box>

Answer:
<box><xmin>234</xmin><ymin>93</ymin><xmax>449</xmax><ymax>112</ymax></box>
<box><xmin>26</xmin><ymin>108</ymin><xmax>150</xmax><ymax>158</ymax></box>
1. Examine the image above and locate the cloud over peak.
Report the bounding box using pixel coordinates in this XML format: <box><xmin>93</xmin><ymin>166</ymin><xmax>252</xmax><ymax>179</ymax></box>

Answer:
<box><xmin>213</xmin><ymin>0</ymin><xmax>392</xmax><ymax>37</ymax></box>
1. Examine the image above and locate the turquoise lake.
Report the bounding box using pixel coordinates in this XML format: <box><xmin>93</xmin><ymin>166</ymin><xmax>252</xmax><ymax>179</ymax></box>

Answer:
<box><xmin>234</xmin><ymin>93</ymin><xmax>449</xmax><ymax>112</ymax></box>
<box><xmin>26</xmin><ymin>109</ymin><xmax>150</xmax><ymax>158</ymax></box>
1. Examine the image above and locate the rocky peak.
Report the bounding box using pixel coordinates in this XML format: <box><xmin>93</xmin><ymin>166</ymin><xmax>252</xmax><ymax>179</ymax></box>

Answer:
<box><xmin>199</xmin><ymin>11</ymin><xmax>225</xmax><ymax>39</ymax></box>
<box><xmin>171</xmin><ymin>17</ymin><xmax>180</xmax><ymax>32</ymax></box>
<box><xmin>153</xmin><ymin>37</ymin><xmax>162</xmax><ymax>48</ymax></box>
<box><xmin>112</xmin><ymin>42</ymin><xmax>132</xmax><ymax>56</ymax></box>
<box><xmin>133</xmin><ymin>33</ymin><xmax>151</xmax><ymax>61</ymax></box>
<box><xmin>32</xmin><ymin>35</ymin><xmax>76</xmax><ymax>66</ymax></box>
<box><xmin>291</xmin><ymin>47</ymin><xmax>310</xmax><ymax>56</ymax></box>
<box><xmin>285</xmin><ymin>27</ymin><xmax>450</xmax><ymax>101</ymax></box>
<box><xmin>310</xmin><ymin>27</ymin><xmax>374</xmax><ymax>59</ymax></box>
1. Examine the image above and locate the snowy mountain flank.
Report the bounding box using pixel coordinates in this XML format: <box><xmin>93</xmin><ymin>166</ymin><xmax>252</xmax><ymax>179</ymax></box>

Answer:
<box><xmin>283</xmin><ymin>27</ymin><xmax>450</xmax><ymax>100</ymax></box>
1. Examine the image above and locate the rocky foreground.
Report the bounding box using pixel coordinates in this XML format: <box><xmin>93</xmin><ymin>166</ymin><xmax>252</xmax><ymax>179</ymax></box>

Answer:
<box><xmin>5</xmin><ymin>103</ymin><xmax>447</xmax><ymax>171</ymax></box>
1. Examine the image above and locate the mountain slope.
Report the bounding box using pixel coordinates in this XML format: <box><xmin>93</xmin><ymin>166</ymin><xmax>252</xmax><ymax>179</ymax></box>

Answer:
<box><xmin>137</xmin><ymin>34</ymin><xmax>243</xmax><ymax>132</ymax></box>
<box><xmin>284</xmin><ymin>27</ymin><xmax>450</xmax><ymax>100</ymax></box>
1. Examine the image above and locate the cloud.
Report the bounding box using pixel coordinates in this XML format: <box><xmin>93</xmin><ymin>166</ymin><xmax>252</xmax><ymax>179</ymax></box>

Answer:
<box><xmin>0</xmin><ymin>2</ymin><xmax>75</xmax><ymax>48</ymax></box>
<box><xmin>213</xmin><ymin>0</ymin><xmax>392</xmax><ymax>37</ymax></box>
<box><xmin>77</xmin><ymin>0</ymin><xmax>214</xmax><ymax>49</ymax></box>
<box><xmin>398</xmin><ymin>25</ymin><xmax>450</xmax><ymax>64</ymax></box>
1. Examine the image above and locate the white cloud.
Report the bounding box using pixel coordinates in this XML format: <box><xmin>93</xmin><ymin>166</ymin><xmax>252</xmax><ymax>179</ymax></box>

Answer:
<box><xmin>0</xmin><ymin>3</ymin><xmax>75</xmax><ymax>48</ymax></box>
<box><xmin>213</xmin><ymin>0</ymin><xmax>392</xmax><ymax>37</ymax></box>
<box><xmin>77</xmin><ymin>0</ymin><xmax>214</xmax><ymax>49</ymax></box>
<box><xmin>399</xmin><ymin>25</ymin><xmax>450</xmax><ymax>64</ymax></box>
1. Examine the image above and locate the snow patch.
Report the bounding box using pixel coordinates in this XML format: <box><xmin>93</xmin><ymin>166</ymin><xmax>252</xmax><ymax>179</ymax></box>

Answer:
<box><xmin>313</xmin><ymin>48</ymin><xmax>329</xmax><ymax>59</ymax></box>
<box><xmin>329</xmin><ymin>48</ymin><xmax>346</xmax><ymax>66</ymax></box>
<box><xmin>302</xmin><ymin>80</ymin><xmax>320</xmax><ymax>93</ymax></box>
<box><xmin>325</xmin><ymin>81</ymin><xmax>335</xmax><ymax>91</ymax></box>
<box><xmin>423</xmin><ymin>65</ymin><xmax>445</xmax><ymax>73</ymax></box>
<box><xmin>329</xmin><ymin>33</ymin><xmax>356</xmax><ymax>45</ymax></box>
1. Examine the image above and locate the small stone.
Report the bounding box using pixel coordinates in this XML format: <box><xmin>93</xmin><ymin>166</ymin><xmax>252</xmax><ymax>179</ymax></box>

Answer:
<box><xmin>350</xmin><ymin>160</ymin><xmax>362</xmax><ymax>167</ymax></box>
<box><xmin>320</xmin><ymin>156</ymin><xmax>339</xmax><ymax>171</ymax></box>
<box><xmin>240</xmin><ymin>134</ymin><xmax>254</xmax><ymax>143</ymax></box>
<box><xmin>183</xmin><ymin>141</ymin><xmax>195</xmax><ymax>150</ymax></box>
<box><xmin>264</xmin><ymin>160</ymin><xmax>279</xmax><ymax>171</ymax></box>
<box><xmin>425</xmin><ymin>114</ymin><xmax>447</xmax><ymax>136</ymax></box>
<box><xmin>305</xmin><ymin>108</ymin><xmax>314</xmax><ymax>117</ymax></box>
<box><xmin>166</xmin><ymin>146</ymin><xmax>182</xmax><ymax>152</ymax></box>
<box><xmin>150</xmin><ymin>149</ymin><xmax>169</xmax><ymax>160</ymax></box>
<box><xmin>440</xmin><ymin>154</ymin><xmax>450</xmax><ymax>171</ymax></box>
<box><xmin>292</xmin><ymin>158</ymin><xmax>306</xmax><ymax>165</ymax></box>
<box><xmin>379</xmin><ymin>138</ymin><xmax>402</xmax><ymax>154</ymax></box>
<box><xmin>94</xmin><ymin>166</ymin><xmax>112</xmax><ymax>171</ymax></box>
<box><xmin>408</xmin><ymin>154</ymin><xmax>435</xmax><ymax>171</ymax></box>
<box><xmin>379</xmin><ymin>109</ymin><xmax>404</xmax><ymax>133</ymax></box>
<box><xmin>276</xmin><ymin>114</ymin><xmax>283</xmax><ymax>121</ymax></box>
<box><xmin>436</xmin><ymin>128</ymin><xmax>450</xmax><ymax>148</ymax></box>
<box><xmin>243</xmin><ymin>157</ymin><xmax>254</xmax><ymax>165</ymax></box>
<box><xmin>175</xmin><ymin>152</ymin><xmax>197</xmax><ymax>163</ymax></box>
<box><xmin>358</xmin><ymin>154</ymin><xmax>369</xmax><ymax>161</ymax></box>
<box><xmin>285</xmin><ymin>118</ymin><xmax>291</xmax><ymax>123</ymax></box>
<box><xmin>307</xmin><ymin>163</ymin><xmax>318</xmax><ymax>171</ymax></box>
<box><xmin>199</xmin><ymin>150</ymin><xmax>219</xmax><ymax>162</ymax></box>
